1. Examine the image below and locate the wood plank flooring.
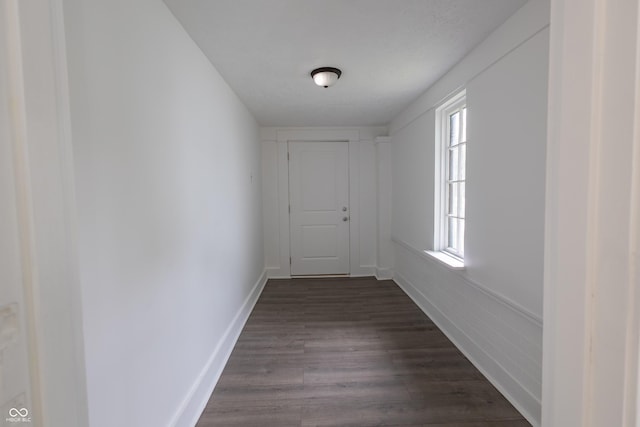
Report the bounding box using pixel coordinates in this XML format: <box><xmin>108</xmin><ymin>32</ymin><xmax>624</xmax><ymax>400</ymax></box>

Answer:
<box><xmin>196</xmin><ymin>277</ymin><xmax>529</xmax><ymax>427</ymax></box>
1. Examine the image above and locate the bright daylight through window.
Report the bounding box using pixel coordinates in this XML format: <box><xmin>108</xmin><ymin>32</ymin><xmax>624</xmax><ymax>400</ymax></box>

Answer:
<box><xmin>435</xmin><ymin>91</ymin><xmax>467</xmax><ymax>263</ymax></box>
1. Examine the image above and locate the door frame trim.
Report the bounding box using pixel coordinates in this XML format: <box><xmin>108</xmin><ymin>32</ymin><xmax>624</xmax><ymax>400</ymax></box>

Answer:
<box><xmin>543</xmin><ymin>0</ymin><xmax>640</xmax><ymax>424</ymax></box>
<box><xmin>275</xmin><ymin>129</ymin><xmax>363</xmax><ymax>278</ymax></box>
<box><xmin>4</xmin><ymin>0</ymin><xmax>90</xmax><ymax>425</ymax></box>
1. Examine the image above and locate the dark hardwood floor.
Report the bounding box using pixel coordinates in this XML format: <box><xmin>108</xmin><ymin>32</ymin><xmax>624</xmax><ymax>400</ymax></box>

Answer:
<box><xmin>196</xmin><ymin>277</ymin><xmax>530</xmax><ymax>427</ymax></box>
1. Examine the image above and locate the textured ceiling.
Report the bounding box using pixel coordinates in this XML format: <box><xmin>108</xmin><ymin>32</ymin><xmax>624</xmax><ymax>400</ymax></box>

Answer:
<box><xmin>164</xmin><ymin>0</ymin><xmax>528</xmax><ymax>127</ymax></box>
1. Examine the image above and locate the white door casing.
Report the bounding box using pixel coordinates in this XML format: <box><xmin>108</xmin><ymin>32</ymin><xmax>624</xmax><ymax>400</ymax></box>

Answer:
<box><xmin>543</xmin><ymin>0</ymin><xmax>640</xmax><ymax>425</ymax></box>
<box><xmin>0</xmin><ymin>0</ymin><xmax>33</xmax><ymax>419</ymax></box>
<box><xmin>0</xmin><ymin>1</ymin><xmax>90</xmax><ymax>426</ymax></box>
<box><xmin>289</xmin><ymin>141</ymin><xmax>350</xmax><ymax>275</ymax></box>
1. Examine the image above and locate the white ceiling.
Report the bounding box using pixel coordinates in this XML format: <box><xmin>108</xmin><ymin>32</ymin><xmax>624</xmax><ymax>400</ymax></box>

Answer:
<box><xmin>164</xmin><ymin>0</ymin><xmax>528</xmax><ymax>127</ymax></box>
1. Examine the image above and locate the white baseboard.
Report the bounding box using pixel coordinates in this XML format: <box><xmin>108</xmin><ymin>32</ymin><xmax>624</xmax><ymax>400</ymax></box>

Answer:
<box><xmin>169</xmin><ymin>269</ymin><xmax>268</xmax><ymax>427</ymax></box>
<box><xmin>266</xmin><ymin>267</ymin><xmax>291</xmax><ymax>279</ymax></box>
<box><xmin>268</xmin><ymin>265</ymin><xmax>387</xmax><ymax>280</ymax></box>
<box><xmin>375</xmin><ymin>267</ymin><xmax>393</xmax><ymax>280</ymax></box>
<box><xmin>351</xmin><ymin>265</ymin><xmax>376</xmax><ymax>277</ymax></box>
<box><xmin>265</xmin><ymin>265</ymin><xmax>393</xmax><ymax>280</ymax></box>
<box><xmin>393</xmin><ymin>272</ymin><xmax>540</xmax><ymax>427</ymax></box>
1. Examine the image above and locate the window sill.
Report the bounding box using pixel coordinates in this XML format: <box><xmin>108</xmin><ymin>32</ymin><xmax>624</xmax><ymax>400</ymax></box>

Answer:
<box><xmin>424</xmin><ymin>251</ymin><xmax>465</xmax><ymax>270</ymax></box>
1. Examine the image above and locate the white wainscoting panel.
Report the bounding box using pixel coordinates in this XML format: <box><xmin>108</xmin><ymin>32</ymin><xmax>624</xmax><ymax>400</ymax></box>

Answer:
<box><xmin>393</xmin><ymin>241</ymin><xmax>542</xmax><ymax>426</ymax></box>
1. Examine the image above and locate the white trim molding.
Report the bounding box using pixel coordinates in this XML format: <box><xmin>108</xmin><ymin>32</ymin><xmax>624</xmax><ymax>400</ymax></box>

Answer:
<box><xmin>393</xmin><ymin>270</ymin><xmax>541</xmax><ymax>426</ymax></box>
<box><xmin>388</xmin><ymin>0</ymin><xmax>550</xmax><ymax>136</ymax></box>
<box><xmin>4</xmin><ymin>1</ymin><xmax>90</xmax><ymax>425</ymax></box>
<box><xmin>274</xmin><ymin>128</ymin><xmax>364</xmax><ymax>277</ymax></box>
<box><xmin>543</xmin><ymin>0</ymin><xmax>640</xmax><ymax>425</ymax></box>
<box><xmin>392</xmin><ymin>237</ymin><xmax>542</xmax><ymax>326</ymax></box>
<box><xmin>434</xmin><ymin>90</ymin><xmax>467</xmax><ymax>259</ymax></box>
<box><xmin>375</xmin><ymin>136</ymin><xmax>394</xmax><ymax>278</ymax></box>
<box><xmin>169</xmin><ymin>270</ymin><xmax>268</xmax><ymax>427</ymax></box>
<box><xmin>265</xmin><ymin>267</ymin><xmax>289</xmax><ymax>279</ymax></box>
<box><xmin>391</xmin><ymin>237</ymin><xmax>542</xmax><ymax>424</ymax></box>
<box><xmin>374</xmin><ymin>268</ymin><xmax>394</xmax><ymax>280</ymax></box>
<box><xmin>424</xmin><ymin>250</ymin><xmax>465</xmax><ymax>271</ymax></box>
<box><xmin>263</xmin><ymin>127</ymin><xmax>391</xmax><ymax>279</ymax></box>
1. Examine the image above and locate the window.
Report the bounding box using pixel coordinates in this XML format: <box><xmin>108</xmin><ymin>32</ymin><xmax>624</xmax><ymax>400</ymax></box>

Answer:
<box><xmin>435</xmin><ymin>91</ymin><xmax>467</xmax><ymax>262</ymax></box>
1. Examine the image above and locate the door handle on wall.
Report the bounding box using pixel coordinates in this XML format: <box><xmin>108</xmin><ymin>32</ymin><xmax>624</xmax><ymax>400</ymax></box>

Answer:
<box><xmin>342</xmin><ymin>207</ymin><xmax>348</xmax><ymax>212</ymax></box>
<box><xmin>342</xmin><ymin>217</ymin><xmax>349</xmax><ymax>222</ymax></box>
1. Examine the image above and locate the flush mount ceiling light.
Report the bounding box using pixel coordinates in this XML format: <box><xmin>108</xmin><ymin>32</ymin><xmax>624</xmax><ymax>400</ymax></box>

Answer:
<box><xmin>310</xmin><ymin>67</ymin><xmax>342</xmax><ymax>88</ymax></box>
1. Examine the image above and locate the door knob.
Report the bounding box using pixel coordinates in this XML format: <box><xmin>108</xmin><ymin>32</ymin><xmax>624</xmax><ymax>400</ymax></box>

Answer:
<box><xmin>342</xmin><ymin>207</ymin><xmax>348</xmax><ymax>212</ymax></box>
<box><xmin>342</xmin><ymin>216</ymin><xmax>349</xmax><ymax>222</ymax></box>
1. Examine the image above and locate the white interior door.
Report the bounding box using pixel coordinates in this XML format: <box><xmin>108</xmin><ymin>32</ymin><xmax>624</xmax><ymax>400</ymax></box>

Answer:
<box><xmin>289</xmin><ymin>141</ymin><xmax>350</xmax><ymax>275</ymax></box>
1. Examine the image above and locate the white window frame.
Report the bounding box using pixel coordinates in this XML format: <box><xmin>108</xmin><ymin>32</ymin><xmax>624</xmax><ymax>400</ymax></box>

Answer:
<box><xmin>434</xmin><ymin>90</ymin><xmax>467</xmax><ymax>264</ymax></box>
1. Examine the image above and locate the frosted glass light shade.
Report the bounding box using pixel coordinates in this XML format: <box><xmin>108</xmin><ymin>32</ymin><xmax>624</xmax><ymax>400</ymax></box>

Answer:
<box><xmin>311</xmin><ymin>67</ymin><xmax>342</xmax><ymax>88</ymax></box>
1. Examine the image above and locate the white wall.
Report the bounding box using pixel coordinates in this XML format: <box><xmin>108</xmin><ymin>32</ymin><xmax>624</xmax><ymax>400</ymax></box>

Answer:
<box><xmin>62</xmin><ymin>0</ymin><xmax>265</xmax><ymax>425</ymax></box>
<box><xmin>261</xmin><ymin>127</ymin><xmax>387</xmax><ymax>278</ymax></box>
<box><xmin>389</xmin><ymin>1</ymin><xmax>549</xmax><ymax>424</ymax></box>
